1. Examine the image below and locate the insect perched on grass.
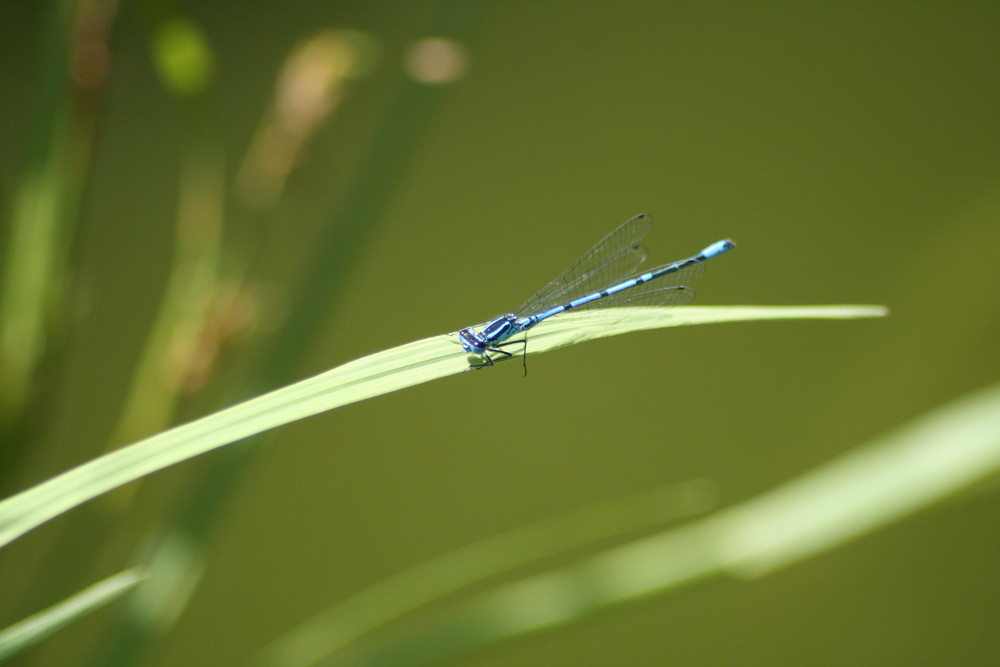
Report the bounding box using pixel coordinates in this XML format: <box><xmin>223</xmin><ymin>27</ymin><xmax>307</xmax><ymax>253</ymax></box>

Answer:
<box><xmin>458</xmin><ymin>213</ymin><xmax>735</xmax><ymax>369</ymax></box>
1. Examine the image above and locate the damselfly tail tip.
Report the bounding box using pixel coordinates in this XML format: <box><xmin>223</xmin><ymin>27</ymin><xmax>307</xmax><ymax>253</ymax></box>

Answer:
<box><xmin>702</xmin><ymin>238</ymin><xmax>736</xmax><ymax>260</ymax></box>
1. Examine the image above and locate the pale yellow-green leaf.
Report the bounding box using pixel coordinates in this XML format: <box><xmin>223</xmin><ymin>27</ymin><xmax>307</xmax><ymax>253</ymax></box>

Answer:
<box><xmin>0</xmin><ymin>305</ymin><xmax>884</xmax><ymax>549</ymax></box>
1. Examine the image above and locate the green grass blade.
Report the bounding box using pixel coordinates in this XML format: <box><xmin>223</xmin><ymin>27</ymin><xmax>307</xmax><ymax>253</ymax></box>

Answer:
<box><xmin>333</xmin><ymin>378</ymin><xmax>1000</xmax><ymax>667</ymax></box>
<box><xmin>511</xmin><ymin>305</ymin><xmax>886</xmax><ymax>357</ymax></box>
<box><xmin>0</xmin><ymin>305</ymin><xmax>885</xmax><ymax>548</ymax></box>
<box><xmin>254</xmin><ymin>481</ymin><xmax>716</xmax><ymax>667</ymax></box>
<box><xmin>0</xmin><ymin>568</ymin><xmax>147</xmax><ymax>663</ymax></box>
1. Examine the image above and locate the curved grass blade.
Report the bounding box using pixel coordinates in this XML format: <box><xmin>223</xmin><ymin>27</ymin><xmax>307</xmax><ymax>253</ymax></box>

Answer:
<box><xmin>0</xmin><ymin>305</ymin><xmax>886</xmax><ymax>548</ymax></box>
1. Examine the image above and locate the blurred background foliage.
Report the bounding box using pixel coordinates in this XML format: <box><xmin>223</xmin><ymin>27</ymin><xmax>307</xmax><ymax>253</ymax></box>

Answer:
<box><xmin>1</xmin><ymin>1</ymin><xmax>999</xmax><ymax>665</ymax></box>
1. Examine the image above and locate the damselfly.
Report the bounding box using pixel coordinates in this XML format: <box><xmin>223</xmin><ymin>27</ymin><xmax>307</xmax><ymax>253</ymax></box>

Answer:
<box><xmin>458</xmin><ymin>213</ymin><xmax>734</xmax><ymax>368</ymax></box>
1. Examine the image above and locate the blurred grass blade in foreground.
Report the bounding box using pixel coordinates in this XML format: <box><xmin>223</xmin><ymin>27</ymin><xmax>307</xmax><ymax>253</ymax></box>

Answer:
<box><xmin>0</xmin><ymin>568</ymin><xmax>147</xmax><ymax>662</ymax></box>
<box><xmin>316</xmin><ymin>377</ymin><xmax>1000</xmax><ymax>667</ymax></box>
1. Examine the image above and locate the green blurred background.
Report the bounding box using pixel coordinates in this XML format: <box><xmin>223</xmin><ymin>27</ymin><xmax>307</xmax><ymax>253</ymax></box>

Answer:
<box><xmin>2</xmin><ymin>1</ymin><xmax>1000</xmax><ymax>665</ymax></box>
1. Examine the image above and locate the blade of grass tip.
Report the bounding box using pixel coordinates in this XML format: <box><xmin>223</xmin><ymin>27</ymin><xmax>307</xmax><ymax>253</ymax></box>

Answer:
<box><xmin>94</xmin><ymin>532</ymin><xmax>206</xmax><ymax>666</ymax></box>
<box><xmin>0</xmin><ymin>304</ymin><xmax>884</xmax><ymax>549</ymax></box>
<box><xmin>253</xmin><ymin>480</ymin><xmax>717</xmax><ymax>667</ymax></box>
<box><xmin>333</xmin><ymin>378</ymin><xmax>1000</xmax><ymax>667</ymax></box>
<box><xmin>514</xmin><ymin>305</ymin><xmax>887</xmax><ymax>358</ymax></box>
<box><xmin>0</xmin><ymin>568</ymin><xmax>148</xmax><ymax>662</ymax></box>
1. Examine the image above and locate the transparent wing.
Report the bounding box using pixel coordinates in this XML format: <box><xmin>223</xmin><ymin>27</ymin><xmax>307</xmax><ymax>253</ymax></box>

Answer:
<box><xmin>576</xmin><ymin>285</ymin><xmax>696</xmax><ymax>310</ymax></box>
<box><xmin>516</xmin><ymin>213</ymin><xmax>653</xmax><ymax>317</ymax></box>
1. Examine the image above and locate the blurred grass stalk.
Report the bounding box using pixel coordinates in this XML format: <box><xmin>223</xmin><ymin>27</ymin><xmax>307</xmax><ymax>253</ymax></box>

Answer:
<box><xmin>91</xmin><ymin>4</ymin><xmax>487</xmax><ymax>666</ymax></box>
<box><xmin>253</xmin><ymin>481</ymin><xmax>720</xmax><ymax>667</ymax></box>
<box><xmin>104</xmin><ymin>16</ymin><xmax>223</xmax><ymax>466</ymax></box>
<box><xmin>0</xmin><ymin>568</ymin><xmax>147</xmax><ymax>663</ymax></box>
<box><xmin>0</xmin><ymin>0</ymin><xmax>116</xmax><ymax>452</ymax></box>
<box><xmin>90</xmin><ymin>17</ymin><xmax>362</xmax><ymax>667</ymax></box>
<box><xmin>108</xmin><ymin>20</ymin><xmax>368</xmax><ymax>457</ymax></box>
<box><xmin>298</xmin><ymin>379</ymin><xmax>1000</xmax><ymax>667</ymax></box>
